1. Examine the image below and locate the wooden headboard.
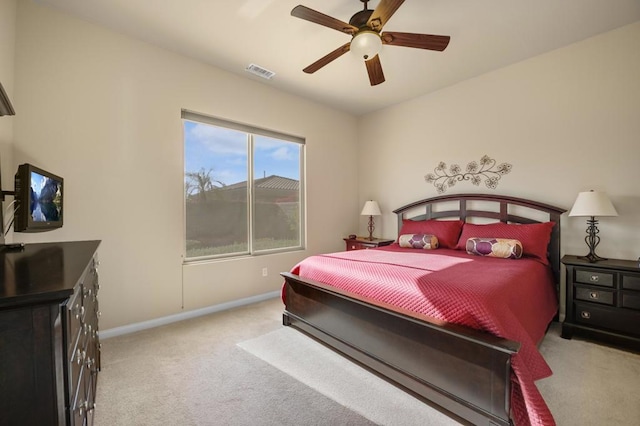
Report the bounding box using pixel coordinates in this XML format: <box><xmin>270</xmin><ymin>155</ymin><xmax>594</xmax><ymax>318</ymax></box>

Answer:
<box><xmin>393</xmin><ymin>193</ymin><xmax>566</xmax><ymax>286</ymax></box>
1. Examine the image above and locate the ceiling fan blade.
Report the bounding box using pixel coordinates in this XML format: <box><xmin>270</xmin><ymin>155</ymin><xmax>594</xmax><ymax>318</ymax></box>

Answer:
<box><xmin>291</xmin><ymin>5</ymin><xmax>358</xmax><ymax>35</ymax></box>
<box><xmin>381</xmin><ymin>31</ymin><xmax>450</xmax><ymax>51</ymax></box>
<box><xmin>367</xmin><ymin>0</ymin><xmax>405</xmax><ymax>31</ymax></box>
<box><xmin>365</xmin><ymin>55</ymin><xmax>385</xmax><ymax>86</ymax></box>
<box><xmin>303</xmin><ymin>43</ymin><xmax>351</xmax><ymax>74</ymax></box>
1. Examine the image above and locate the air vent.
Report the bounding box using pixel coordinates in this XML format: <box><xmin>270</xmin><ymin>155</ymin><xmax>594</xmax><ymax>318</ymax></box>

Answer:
<box><xmin>245</xmin><ymin>64</ymin><xmax>275</xmax><ymax>80</ymax></box>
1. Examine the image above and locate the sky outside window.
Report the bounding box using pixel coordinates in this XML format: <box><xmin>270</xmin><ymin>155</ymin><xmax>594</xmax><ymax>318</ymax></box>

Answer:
<box><xmin>184</xmin><ymin>121</ymin><xmax>300</xmax><ymax>186</ymax></box>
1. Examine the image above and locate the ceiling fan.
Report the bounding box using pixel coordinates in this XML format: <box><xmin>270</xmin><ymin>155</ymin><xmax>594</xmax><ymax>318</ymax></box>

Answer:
<box><xmin>291</xmin><ymin>0</ymin><xmax>450</xmax><ymax>86</ymax></box>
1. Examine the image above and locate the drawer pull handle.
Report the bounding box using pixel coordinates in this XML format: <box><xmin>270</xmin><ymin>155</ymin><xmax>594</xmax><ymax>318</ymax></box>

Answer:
<box><xmin>590</xmin><ymin>275</ymin><xmax>599</xmax><ymax>282</ymax></box>
<box><xmin>580</xmin><ymin>311</ymin><xmax>591</xmax><ymax>319</ymax></box>
<box><xmin>589</xmin><ymin>292</ymin><xmax>599</xmax><ymax>299</ymax></box>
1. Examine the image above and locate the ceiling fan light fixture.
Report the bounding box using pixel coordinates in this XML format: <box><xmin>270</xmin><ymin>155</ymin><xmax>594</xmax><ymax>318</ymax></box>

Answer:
<box><xmin>350</xmin><ymin>30</ymin><xmax>382</xmax><ymax>61</ymax></box>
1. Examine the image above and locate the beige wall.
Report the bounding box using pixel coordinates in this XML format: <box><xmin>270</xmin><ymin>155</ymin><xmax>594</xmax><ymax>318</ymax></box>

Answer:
<box><xmin>358</xmin><ymin>22</ymin><xmax>640</xmax><ymax>263</ymax></box>
<box><xmin>12</xmin><ymin>1</ymin><xmax>359</xmax><ymax>329</ymax></box>
<box><xmin>0</xmin><ymin>0</ymin><xmax>16</xmax><ymax>231</ymax></box>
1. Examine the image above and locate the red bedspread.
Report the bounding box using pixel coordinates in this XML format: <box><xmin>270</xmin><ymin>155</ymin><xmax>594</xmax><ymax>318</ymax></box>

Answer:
<box><xmin>288</xmin><ymin>245</ymin><xmax>557</xmax><ymax>426</ymax></box>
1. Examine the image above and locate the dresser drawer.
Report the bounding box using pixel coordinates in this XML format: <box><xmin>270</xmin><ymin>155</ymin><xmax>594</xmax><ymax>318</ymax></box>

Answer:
<box><xmin>575</xmin><ymin>269</ymin><xmax>614</xmax><ymax>287</ymax></box>
<box><xmin>622</xmin><ymin>292</ymin><xmax>640</xmax><ymax>311</ymax></box>
<box><xmin>622</xmin><ymin>273</ymin><xmax>640</xmax><ymax>291</ymax></box>
<box><xmin>70</xmin><ymin>365</ymin><xmax>88</xmax><ymax>426</ymax></box>
<box><xmin>69</xmin><ymin>344</ymin><xmax>85</xmax><ymax>399</ymax></box>
<box><xmin>574</xmin><ymin>301</ymin><xmax>640</xmax><ymax>336</ymax></box>
<box><xmin>65</xmin><ymin>285</ymin><xmax>83</xmax><ymax>358</ymax></box>
<box><xmin>575</xmin><ymin>286</ymin><xmax>614</xmax><ymax>306</ymax></box>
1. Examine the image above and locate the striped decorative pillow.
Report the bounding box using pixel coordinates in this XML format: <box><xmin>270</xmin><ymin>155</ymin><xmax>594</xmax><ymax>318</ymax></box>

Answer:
<box><xmin>456</xmin><ymin>222</ymin><xmax>554</xmax><ymax>264</ymax></box>
<box><xmin>466</xmin><ymin>238</ymin><xmax>523</xmax><ymax>259</ymax></box>
<box><xmin>398</xmin><ymin>234</ymin><xmax>439</xmax><ymax>250</ymax></box>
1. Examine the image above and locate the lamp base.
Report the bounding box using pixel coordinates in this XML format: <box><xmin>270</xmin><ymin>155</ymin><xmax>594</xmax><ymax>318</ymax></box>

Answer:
<box><xmin>367</xmin><ymin>216</ymin><xmax>376</xmax><ymax>241</ymax></box>
<box><xmin>367</xmin><ymin>215</ymin><xmax>375</xmax><ymax>241</ymax></box>
<box><xmin>578</xmin><ymin>252</ymin><xmax>608</xmax><ymax>263</ymax></box>
<box><xmin>580</xmin><ymin>216</ymin><xmax>607</xmax><ymax>263</ymax></box>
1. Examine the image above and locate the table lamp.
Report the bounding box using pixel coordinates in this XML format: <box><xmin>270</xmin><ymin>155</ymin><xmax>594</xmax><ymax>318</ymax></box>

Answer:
<box><xmin>361</xmin><ymin>200</ymin><xmax>381</xmax><ymax>241</ymax></box>
<box><xmin>569</xmin><ymin>190</ymin><xmax>618</xmax><ymax>262</ymax></box>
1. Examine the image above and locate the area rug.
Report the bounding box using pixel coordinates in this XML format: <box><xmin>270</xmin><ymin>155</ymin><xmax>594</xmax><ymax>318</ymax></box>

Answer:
<box><xmin>238</xmin><ymin>326</ymin><xmax>461</xmax><ymax>426</ymax></box>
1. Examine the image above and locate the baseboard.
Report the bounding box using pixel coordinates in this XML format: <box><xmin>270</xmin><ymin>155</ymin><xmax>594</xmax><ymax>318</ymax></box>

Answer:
<box><xmin>99</xmin><ymin>291</ymin><xmax>280</xmax><ymax>339</ymax></box>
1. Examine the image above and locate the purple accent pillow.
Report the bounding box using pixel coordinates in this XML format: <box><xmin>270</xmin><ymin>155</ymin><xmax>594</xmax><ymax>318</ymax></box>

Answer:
<box><xmin>398</xmin><ymin>234</ymin><xmax>439</xmax><ymax>250</ymax></box>
<box><xmin>466</xmin><ymin>238</ymin><xmax>523</xmax><ymax>259</ymax></box>
<box><xmin>456</xmin><ymin>222</ymin><xmax>554</xmax><ymax>264</ymax></box>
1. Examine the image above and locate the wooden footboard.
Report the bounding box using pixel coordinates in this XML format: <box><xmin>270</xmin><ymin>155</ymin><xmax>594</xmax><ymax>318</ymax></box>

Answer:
<box><xmin>282</xmin><ymin>272</ymin><xmax>519</xmax><ymax>426</ymax></box>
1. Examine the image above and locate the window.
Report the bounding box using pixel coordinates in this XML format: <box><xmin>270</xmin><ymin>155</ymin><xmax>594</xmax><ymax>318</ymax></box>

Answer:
<box><xmin>182</xmin><ymin>110</ymin><xmax>305</xmax><ymax>260</ymax></box>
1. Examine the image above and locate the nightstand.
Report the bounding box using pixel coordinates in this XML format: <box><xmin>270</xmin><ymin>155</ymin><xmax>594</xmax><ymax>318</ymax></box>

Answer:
<box><xmin>561</xmin><ymin>255</ymin><xmax>640</xmax><ymax>351</ymax></box>
<box><xmin>344</xmin><ymin>236</ymin><xmax>394</xmax><ymax>251</ymax></box>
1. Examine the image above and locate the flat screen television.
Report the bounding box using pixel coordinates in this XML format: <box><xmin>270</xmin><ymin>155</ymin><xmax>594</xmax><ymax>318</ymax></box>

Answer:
<box><xmin>14</xmin><ymin>163</ymin><xmax>64</xmax><ymax>232</ymax></box>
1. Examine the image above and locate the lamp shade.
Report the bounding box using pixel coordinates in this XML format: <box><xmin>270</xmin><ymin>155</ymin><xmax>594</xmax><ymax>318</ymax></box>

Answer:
<box><xmin>350</xmin><ymin>31</ymin><xmax>382</xmax><ymax>61</ymax></box>
<box><xmin>361</xmin><ymin>200</ymin><xmax>381</xmax><ymax>216</ymax></box>
<box><xmin>569</xmin><ymin>191</ymin><xmax>618</xmax><ymax>217</ymax></box>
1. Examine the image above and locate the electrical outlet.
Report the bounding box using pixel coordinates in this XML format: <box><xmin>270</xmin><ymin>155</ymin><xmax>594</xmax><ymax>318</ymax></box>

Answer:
<box><xmin>262</xmin><ymin>267</ymin><xmax>268</xmax><ymax>277</ymax></box>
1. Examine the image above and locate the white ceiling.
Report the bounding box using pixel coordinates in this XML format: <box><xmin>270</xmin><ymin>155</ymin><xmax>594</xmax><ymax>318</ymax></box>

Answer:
<box><xmin>36</xmin><ymin>0</ymin><xmax>640</xmax><ymax>116</ymax></box>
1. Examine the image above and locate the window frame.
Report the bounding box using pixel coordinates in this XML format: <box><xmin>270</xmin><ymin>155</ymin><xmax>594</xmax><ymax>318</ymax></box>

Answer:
<box><xmin>181</xmin><ymin>109</ymin><xmax>305</xmax><ymax>262</ymax></box>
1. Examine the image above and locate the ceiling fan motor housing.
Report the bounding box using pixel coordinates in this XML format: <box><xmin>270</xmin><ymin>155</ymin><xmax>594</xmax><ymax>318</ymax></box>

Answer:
<box><xmin>349</xmin><ymin>9</ymin><xmax>374</xmax><ymax>29</ymax></box>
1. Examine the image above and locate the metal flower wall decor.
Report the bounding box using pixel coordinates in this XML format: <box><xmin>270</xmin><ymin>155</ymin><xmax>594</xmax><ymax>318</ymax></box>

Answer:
<box><xmin>425</xmin><ymin>155</ymin><xmax>512</xmax><ymax>193</ymax></box>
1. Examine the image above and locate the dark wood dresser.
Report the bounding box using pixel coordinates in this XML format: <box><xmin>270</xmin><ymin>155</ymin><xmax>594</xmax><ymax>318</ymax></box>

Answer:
<box><xmin>561</xmin><ymin>255</ymin><xmax>640</xmax><ymax>351</ymax></box>
<box><xmin>0</xmin><ymin>240</ymin><xmax>101</xmax><ymax>425</ymax></box>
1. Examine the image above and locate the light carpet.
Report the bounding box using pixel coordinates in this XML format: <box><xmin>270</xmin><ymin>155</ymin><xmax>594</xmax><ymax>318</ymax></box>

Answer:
<box><xmin>239</xmin><ymin>323</ymin><xmax>640</xmax><ymax>426</ymax></box>
<box><xmin>94</xmin><ymin>299</ymin><xmax>377</xmax><ymax>426</ymax></box>
<box><xmin>238</xmin><ymin>327</ymin><xmax>460</xmax><ymax>426</ymax></box>
<box><xmin>537</xmin><ymin>324</ymin><xmax>640</xmax><ymax>425</ymax></box>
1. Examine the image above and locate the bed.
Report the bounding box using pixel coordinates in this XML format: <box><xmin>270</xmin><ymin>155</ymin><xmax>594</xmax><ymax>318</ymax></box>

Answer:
<box><xmin>281</xmin><ymin>193</ymin><xmax>565</xmax><ymax>426</ymax></box>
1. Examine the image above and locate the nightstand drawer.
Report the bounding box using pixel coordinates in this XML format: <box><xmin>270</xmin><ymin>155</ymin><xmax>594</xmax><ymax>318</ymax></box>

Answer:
<box><xmin>344</xmin><ymin>237</ymin><xmax>394</xmax><ymax>251</ymax></box>
<box><xmin>622</xmin><ymin>273</ymin><xmax>640</xmax><ymax>291</ymax></box>
<box><xmin>622</xmin><ymin>292</ymin><xmax>640</xmax><ymax>311</ymax></box>
<box><xmin>575</xmin><ymin>286</ymin><xmax>614</xmax><ymax>306</ymax></box>
<box><xmin>574</xmin><ymin>301</ymin><xmax>640</xmax><ymax>336</ymax></box>
<box><xmin>350</xmin><ymin>242</ymin><xmax>377</xmax><ymax>250</ymax></box>
<box><xmin>575</xmin><ymin>269</ymin><xmax>614</xmax><ymax>287</ymax></box>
